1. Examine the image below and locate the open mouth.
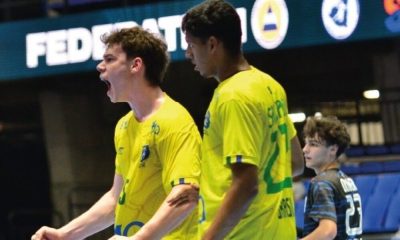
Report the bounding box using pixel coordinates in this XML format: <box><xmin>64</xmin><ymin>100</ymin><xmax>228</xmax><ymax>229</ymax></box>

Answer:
<box><xmin>100</xmin><ymin>77</ymin><xmax>111</xmax><ymax>90</ymax></box>
<box><xmin>104</xmin><ymin>80</ymin><xmax>111</xmax><ymax>90</ymax></box>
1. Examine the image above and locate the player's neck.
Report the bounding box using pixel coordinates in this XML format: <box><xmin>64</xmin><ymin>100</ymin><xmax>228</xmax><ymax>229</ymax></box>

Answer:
<box><xmin>316</xmin><ymin>161</ymin><xmax>340</xmax><ymax>175</ymax></box>
<box><xmin>129</xmin><ymin>87</ymin><xmax>165</xmax><ymax>122</ymax></box>
<box><xmin>217</xmin><ymin>55</ymin><xmax>250</xmax><ymax>81</ymax></box>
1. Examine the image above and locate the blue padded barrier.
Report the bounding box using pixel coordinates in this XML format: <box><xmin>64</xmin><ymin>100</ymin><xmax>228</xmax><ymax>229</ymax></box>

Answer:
<box><xmin>353</xmin><ymin>175</ymin><xmax>378</xmax><ymax>212</ymax></box>
<box><xmin>362</xmin><ymin>173</ymin><xmax>400</xmax><ymax>233</ymax></box>
<box><xmin>383</xmin><ymin>190</ymin><xmax>400</xmax><ymax>232</ymax></box>
<box><xmin>363</xmin><ymin>193</ymin><xmax>393</xmax><ymax>233</ymax></box>
<box><xmin>373</xmin><ymin>173</ymin><xmax>400</xmax><ymax>195</ymax></box>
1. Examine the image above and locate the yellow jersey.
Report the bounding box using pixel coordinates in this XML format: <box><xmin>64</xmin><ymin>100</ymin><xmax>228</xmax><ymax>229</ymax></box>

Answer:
<box><xmin>199</xmin><ymin>66</ymin><xmax>297</xmax><ymax>239</ymax></box>
<box><xmin>114</xmin><ymin>94</ymin><xmax>201</xmax><ymax>239</ymax></box>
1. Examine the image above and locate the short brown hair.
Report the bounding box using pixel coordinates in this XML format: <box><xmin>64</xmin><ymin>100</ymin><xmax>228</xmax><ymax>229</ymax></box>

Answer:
<box><xmin>101</xmin><ymin>26</ymin><xmax>170</xmax><ymax>86</ymax></box>
<box><xmin>303</xmin><ymin>116</ymin><xmax>351</xmax><ymax>157</ymax></box>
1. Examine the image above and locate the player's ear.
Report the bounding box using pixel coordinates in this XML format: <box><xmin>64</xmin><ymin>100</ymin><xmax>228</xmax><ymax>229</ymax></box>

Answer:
<box><xmin>208</xmin><ymin>36</ymin><xmax>218</xmax><ymax>52</ymax></box>
<box><xmin>130</xmin><ymin>57</ymin><xmax>143</xmax><ymax>73</ymax></box>
<box><xmin>329</xmin><ymin>144</ymin><xmax>339</xmax><ymax>156</ymax></box>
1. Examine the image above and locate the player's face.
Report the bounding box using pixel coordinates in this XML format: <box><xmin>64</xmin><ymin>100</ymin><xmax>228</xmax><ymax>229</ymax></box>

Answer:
<box><xmin>96</xmin><ymin>44</ymin><xmax>132</xmax><ymax>103</ymax></box>
<box><xmin>303</xmin><ymin>135</ymin><xmax>335</xmax><ymax>173</ymax></box>
<box><xmin>185</xmin><ymin>32</ymin><xmax>216</xmax><ymax>79</ymax></box>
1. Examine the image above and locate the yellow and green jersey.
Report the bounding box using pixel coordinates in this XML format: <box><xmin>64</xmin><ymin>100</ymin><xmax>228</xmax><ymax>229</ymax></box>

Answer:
<box><xmin>199</xmin><ymin>66</ymin><xmax>297</xmax><ymax>239</ymax></box>
<box><xmin>114</xmin><ymin>94</ymin><xmax>201</xmax><ymax>239</ymax></box>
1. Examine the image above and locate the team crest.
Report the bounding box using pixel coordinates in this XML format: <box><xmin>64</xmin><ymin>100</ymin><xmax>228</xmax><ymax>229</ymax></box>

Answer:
<box><xmin>140</xmin><ymin>145</ymin><xmax>150</xmax><ymax>167</ymax></box>
<box><xmin>203</xmin><ymin>111</ymin><xmax>211</xmax><ymax>134</ymax></box>
<box><xmin>251</xmin><ymin>0</ymin><xmax>289</xmax><ymax>49</ymax></box>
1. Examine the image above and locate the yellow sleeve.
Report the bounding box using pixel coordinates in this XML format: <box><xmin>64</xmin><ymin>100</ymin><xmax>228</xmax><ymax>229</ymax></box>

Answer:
<box><xmin>280</xmin><ymin>89</ymin><xmax>297</xmax><ymax>140</ymax></box>
<box><xmin>219</xmin><ymin>98</ymin><xmax>263</xmax><ymax>167</ymax></box>
<box><xmin>114</xmin><ymin>117</ymin><xmax>125</xmax><ymax>176</ymax></box>
<box><xmin>157</xmin><ymin>125</ymin><xmax>201</xmax><ymax>193</ymax></box>
<box><xmin>114</xmin><ymin>114</ymin><xmax>131</xmax><ymax>177</ymax></box>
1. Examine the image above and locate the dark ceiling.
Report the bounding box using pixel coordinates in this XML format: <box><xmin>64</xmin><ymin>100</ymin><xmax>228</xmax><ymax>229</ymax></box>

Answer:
<box><xmin>0</xmin><ymin>0</ymin><xmax>398</xmax><ymax>140</ymax></box>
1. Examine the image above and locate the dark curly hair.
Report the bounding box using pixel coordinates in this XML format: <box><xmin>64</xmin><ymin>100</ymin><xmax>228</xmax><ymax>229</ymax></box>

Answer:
<box><xmin>303</xmin><ymin>116</ymin><xmax>351</xmax><ymax>157</ymax></box>
<box><xmin>101</xmin><ymin>26</ymin><xmax>170</xmax><ymax>86</ymax></box>
<box><xmin>181</xmin><ymin>0</ymin><xmax>242</xmax><ymax>57</ymax></box>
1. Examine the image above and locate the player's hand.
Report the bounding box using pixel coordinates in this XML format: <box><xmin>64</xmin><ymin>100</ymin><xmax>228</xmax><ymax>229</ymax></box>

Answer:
<box><xmin>167</xmin><ymin>183</ymin><xmax>199</xmax><ymax>207</ymax></box>
<box><xmin>31</xmin><ymin>226</ymin><xmax>63</xmax><ymax>240</ymax></box>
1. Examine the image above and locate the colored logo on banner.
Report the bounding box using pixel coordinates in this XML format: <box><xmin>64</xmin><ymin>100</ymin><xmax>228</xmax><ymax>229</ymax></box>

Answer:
<box><xmin>251</xmin><ymin>0</ymin><xmax>289</xmax><ymax>49</ymax></box>
<box><xmin>321</xmin><ymin>0</ymin><xmax>360</xmax><ymax>40</ymax></box>
<box><xmin>384</xmin><ymin>0</ymin><xmax>400</xmax><ymax>32</ymax></box>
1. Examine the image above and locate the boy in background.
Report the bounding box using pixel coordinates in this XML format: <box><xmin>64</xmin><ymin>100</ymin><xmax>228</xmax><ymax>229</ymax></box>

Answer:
<box><xmin>301</xmin><ymin>116</ymin><xmax>362</xmax><ymax>240</ymax></box>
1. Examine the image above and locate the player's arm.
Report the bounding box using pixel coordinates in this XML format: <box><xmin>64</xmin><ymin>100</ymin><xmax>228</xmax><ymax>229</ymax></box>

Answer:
<box><xmin>291</xmin><ymin>136</ymin><xmax>304</xmax><ymax>177</ymax></box>
<box><xmin>32</xmin><ymin>174</ymin><xmax>124</xmax><ymax>240</ymax></box>
<box><xmin>202</xmin><ymin>163</ymin><xmax>258</xmax><ymax>240</ymax></box>
<box><xmin>127</xmin><ymin>184</ymin><xmax>198</xmax><ymax>239</ymax></box>
<box><xmin>300</xmin><ymin>218</ymin><xmax>337</xmax><ymax>240</ymax></box>
<box><xmin>167</xmin><ymin>183</ymin><xmax>199</xmax><ymax>207</ymax></box>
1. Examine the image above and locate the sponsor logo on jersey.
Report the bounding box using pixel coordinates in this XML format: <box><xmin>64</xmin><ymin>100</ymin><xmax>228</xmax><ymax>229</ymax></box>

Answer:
<box><xmin>278</xmin><ymin>197</ymin><xmax>294</xmax><ymax>219</ymax></box>
<box><xmin>251</xmin><ymin>0</ymin><xmax>289</xmax><ymax>49</ymax></box>
<box><xmin>120</xmin><ymin>120</ymin><xmax>129</xmax><ymax>129</ymax></box>
<box><xmin>321</xmin><ymin>0</ymin><xmax>360</xmax><ymax>40</ymax></box>
<box><xmin>117</xmin><ymin>147</ymin><xmax>124</xmax><ymax>155</ymax></box>
<box><xmin>151</xmin><ymin>121</ymin><xmax>160</xmax><ymax>135</ymax></box>
<box><xmin>115</xmin><ymin>220</ymin><xmax>144</xmax><ymax>236</ymax></box>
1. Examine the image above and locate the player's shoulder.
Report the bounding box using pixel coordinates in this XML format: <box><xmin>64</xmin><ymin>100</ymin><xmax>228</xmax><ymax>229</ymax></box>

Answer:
<box><xmin>157</xmin><ymin>95</ymin><xmax>197</xmax><ymax>132</ymax></box>
<box><xmin>115</xmin><ymin>111</ymin><xmax>133</xmax><ymax>128</ymax></box>
<box><xmin>311</xmin><ymin>173</ymin><xmax>336</xmax><ymax>188</ymax></box>
<box><xmin>313</xmin><ymin>170</ymin><xmax>348</xmax><ymax>191</ymax></box>
<box><xmin>163</xmin><ymin>95</ymin><xmax>193</xmax><ymax>120</ymax></box>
